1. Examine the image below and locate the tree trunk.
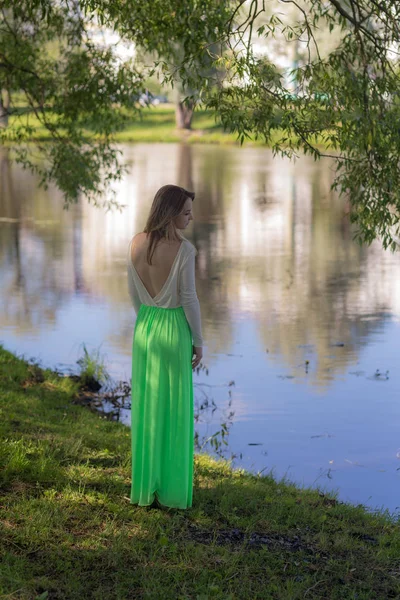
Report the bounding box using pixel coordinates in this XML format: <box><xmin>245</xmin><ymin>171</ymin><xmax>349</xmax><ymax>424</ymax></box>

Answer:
<box><xmin>175</xmin><ymin>100</ymin><xmax>194</xmax><ymax>130</ymax></box>
<box><xmin>0</xmin><ymin>90</ymin><xmax>10</xmax><ymax>129</ymax></box>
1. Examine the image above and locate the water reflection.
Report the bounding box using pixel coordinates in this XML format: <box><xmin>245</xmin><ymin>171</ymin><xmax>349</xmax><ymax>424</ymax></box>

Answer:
<box><xmin>1</xmin><ymin>143</ymin><xmax>400</xmax><ymax>513</ymax></box>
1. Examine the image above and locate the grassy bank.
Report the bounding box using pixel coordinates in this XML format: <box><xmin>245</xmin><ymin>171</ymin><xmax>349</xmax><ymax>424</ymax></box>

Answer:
<box><xmin>6</xmin><ymin>105</ymin><xmax>324</xmax><ymax>147</ymax></box>
<box><xmin>114</xmin><ymin>106</ymin><xmax>242</xmax><ymax>144</ymax></box>
<box><xmin>0</xmin><ymin>343</ymin><xmax>399</xmax><ymax>600</ymax></box>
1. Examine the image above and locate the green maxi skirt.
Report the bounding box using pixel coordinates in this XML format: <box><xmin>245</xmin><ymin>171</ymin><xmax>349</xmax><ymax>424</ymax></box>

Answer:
<box><xmin>130</xmin><ymin>304</ymin><xmax>194</xmax><ymax>509</ymax></box>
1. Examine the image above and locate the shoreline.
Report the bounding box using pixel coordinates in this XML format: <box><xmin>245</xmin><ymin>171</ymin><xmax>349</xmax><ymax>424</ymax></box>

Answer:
<box><xmin>1</xmin><ymin>342</ymin><xmax>399</xmax><ymax>598</ymax></box>
<box><xmin>4</xmin><ymin>105</ymin><xmax>330</xmax><ymax>149</ymax></box>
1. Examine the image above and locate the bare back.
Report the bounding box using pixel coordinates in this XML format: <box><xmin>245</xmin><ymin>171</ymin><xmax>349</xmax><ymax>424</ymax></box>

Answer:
<box><xmin>130</xmin><ymin>232</ymin><xmax>183</xmax><ymax>300</ymax></box>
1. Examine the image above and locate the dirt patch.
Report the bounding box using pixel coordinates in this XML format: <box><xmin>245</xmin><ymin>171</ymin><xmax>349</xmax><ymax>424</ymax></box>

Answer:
<box><xmin>21</xmin><ymin>363</ymin><xmax>45</xmax><ymax>388</ymax></box>
<box><xmin>184</xmin><ymin>522</ymin><xmax>320</xmax><ymax>554</ymax></box>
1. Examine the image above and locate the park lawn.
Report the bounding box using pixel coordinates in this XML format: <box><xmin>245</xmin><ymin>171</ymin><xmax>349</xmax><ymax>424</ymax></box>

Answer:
<box><xmin>6</xmin><ymin>104</ymin><xmax>327</xmax><ymax>148</ymax></box>
<box><xmin>1</xmin><ymin>343</ymin><xmax>399</xmax><ymax>600</ymax></box>
<box><xmin>113</xmin><ymin>105</ymin><xmax>242</xmax><ymax>144</ymax></box>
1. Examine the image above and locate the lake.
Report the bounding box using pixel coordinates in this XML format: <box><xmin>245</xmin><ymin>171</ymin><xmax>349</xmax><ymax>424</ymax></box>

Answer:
<box><xmin>1</xmin><ymin>142</ymin><xmax>399</xmax><ymax>515</ymax></box>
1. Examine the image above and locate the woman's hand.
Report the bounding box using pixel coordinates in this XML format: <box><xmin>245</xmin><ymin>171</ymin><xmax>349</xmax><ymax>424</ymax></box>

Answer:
<box><xmin>192</xmin><ymin>345</ymin><xmax>203</xmax><ymax>369</ymax></box>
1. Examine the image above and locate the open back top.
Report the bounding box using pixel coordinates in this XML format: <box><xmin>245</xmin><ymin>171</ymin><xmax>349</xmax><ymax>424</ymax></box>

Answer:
<box><xmin>126</xmin><ymin>236</ymin><xmax>204</xmax><ymax>346</ymax></box>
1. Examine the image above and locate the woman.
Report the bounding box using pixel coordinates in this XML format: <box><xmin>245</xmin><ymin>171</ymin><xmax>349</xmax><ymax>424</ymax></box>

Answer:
<box><xmin>126</xmin><ymin>184</ymin><xmax>204</xmax><ymax>510</ymax></box>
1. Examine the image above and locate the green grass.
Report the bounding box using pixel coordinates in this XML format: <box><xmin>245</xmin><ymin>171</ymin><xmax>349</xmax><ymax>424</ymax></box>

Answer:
<box><xmin>6</xmin><ymin>105</ymin><xmax>244</xmax><ymax>144</ymax></box>
<box><xmin>0</xmin><ymin>343</ymin><xmax>399</xmax><ymax>599</ymax></box>
<box><xmin>113</xmin><ymin>106</ymin><xmax>243</xmax><ymax>144</ymax></box>
<box><xmin>75</xmin><ymin>342</ymin><xmax>111</xmax><ymax>389</ymax></box>
<box><xmin>5</xmin><ymin>104</ymin><xmax>326</xmax><ymax>147</ymax></box>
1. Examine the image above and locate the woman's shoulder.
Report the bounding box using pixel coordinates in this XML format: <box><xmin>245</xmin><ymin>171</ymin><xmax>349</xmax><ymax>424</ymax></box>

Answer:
<box><xmin>130</xmin><ymin>232</ymin><xmax>197</xmax><ymax>256</ymax></box>
<box><xmin>180</xmin><ymin>238</ymin><xmax>198</xmax><ymax>256</ymax></box>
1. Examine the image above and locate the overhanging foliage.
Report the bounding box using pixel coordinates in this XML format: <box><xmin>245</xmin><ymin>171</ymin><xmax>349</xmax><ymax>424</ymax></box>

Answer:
<box><xmin>1</xmin><ymin>0</ymin><xmax>400</xmax><ymax>249</ymax></box>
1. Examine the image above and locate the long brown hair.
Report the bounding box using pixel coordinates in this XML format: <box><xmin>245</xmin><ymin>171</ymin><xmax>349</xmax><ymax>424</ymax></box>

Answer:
<box><xmin>143</xmin><ymin>184</ymin><xmax>195</xmax><ymax>265</ymax></box>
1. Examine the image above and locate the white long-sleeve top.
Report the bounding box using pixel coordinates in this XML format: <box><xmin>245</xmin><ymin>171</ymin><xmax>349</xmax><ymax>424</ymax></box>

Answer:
<box><xmin>126</xmin><ymin>236</ymin><xmax>204</xmax><ymax>346</ymax></box>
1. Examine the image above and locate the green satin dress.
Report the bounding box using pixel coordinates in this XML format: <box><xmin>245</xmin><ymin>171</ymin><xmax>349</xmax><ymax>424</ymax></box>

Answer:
<box><xmin>130</xmin><ymin>303</ymin><xmax>194</xmax><ymax>509</ymax></box>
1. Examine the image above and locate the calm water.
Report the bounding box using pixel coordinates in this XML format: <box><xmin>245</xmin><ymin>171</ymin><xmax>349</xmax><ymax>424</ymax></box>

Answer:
<box><xmin>1</xmin><ymin>143</ymin><xmax>399</xmax><ymax>515</ymax></box>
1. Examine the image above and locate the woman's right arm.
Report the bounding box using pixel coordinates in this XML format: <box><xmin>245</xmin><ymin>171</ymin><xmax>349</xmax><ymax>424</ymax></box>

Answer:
<box><xmin>127</xmin><ymin>265</ymin><xmax>142</xmax><ymax>316</ymax></box>
<box><xmin>127</xmin><ymin>240</ymin><xmax>142</xmax><ymax>316</ymax></box>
